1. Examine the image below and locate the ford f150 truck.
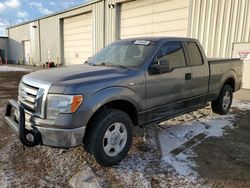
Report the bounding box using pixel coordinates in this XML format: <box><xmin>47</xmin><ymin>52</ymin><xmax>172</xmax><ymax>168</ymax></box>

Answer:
<box><xmin>5</xmin><ymin>37</ymin><xmax>242</xmax><ymax>166</ymax></box>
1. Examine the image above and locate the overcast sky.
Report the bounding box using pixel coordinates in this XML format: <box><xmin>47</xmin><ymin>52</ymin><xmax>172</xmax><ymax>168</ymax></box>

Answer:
<box><xmin>0</xmin><ymin>0</ymin><xmax>87</xmax><ymax>36</ymax></box>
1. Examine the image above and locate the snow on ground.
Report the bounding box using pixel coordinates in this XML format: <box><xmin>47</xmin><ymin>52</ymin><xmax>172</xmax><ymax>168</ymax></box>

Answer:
<box><xmin>232</xmin><ymin>99</ymin><xmax>250</xmax><ymax>110</ymax></box>
<box><xmin>0</xmin><ymin>83</ymin><xmax>249</xmax><ymax>187</ymax></box>
<box><xmin>0</xmin><ymin>66</ymin><xmax>31</xmax><ymax>72</ymax></box>
<box><xmin>157</xmin><ymin>100</ymin><xmax>250</xmax><ymax>181</ymax></box>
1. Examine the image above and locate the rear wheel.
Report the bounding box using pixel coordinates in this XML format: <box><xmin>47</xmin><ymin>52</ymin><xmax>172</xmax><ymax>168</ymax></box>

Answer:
<box><xmin>83</xmin><ymin>109</ymin><xmax>133</xmax><ymax>166</ymax></box>
<box><xmin>211</xmin><ymin>84</ymin><xmax>233</xmax><ymax>115</ymax></box>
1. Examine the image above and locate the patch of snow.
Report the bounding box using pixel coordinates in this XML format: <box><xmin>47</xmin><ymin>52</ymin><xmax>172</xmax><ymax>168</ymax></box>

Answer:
<box><xmin>159</xmin><ymin>100</ymin><xmax>249</xmax><ymax>179</ymax></box>
<box><xmin>232</xmin><ymin>99</ymin><xmax>250</xmax><ymax>110</ymax></box>
<box><xmin>159</xmin><ymin>114</ymin><xmax>234</xmax><ymax>157</ymax></box>
<box><xmin>164</xmin><ymin>150</ymin><xmax>198</xmax><ymax>179</ymax></box>
<box><xmin>0</xmin><ymin>66</ymin><xmax>31</xmax><ymax>72</ymax></box>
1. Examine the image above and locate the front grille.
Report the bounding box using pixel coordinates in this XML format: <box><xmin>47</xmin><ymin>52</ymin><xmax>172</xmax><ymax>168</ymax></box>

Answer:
<box><xmin>18</xmin><ymin>77</ymin><xmax>51</xmax><ymax>119</ymax></box>
<box><xmin>18</xmin><ymin>82</ymin><xmax>39</xmax><ymax>113</ymax></box>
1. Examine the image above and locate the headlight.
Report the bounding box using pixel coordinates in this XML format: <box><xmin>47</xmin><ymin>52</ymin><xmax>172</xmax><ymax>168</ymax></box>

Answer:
<box><xmin>46</xmin><ymin>94</ymin><xmax>83</xmax><ymax>119</ymax></box>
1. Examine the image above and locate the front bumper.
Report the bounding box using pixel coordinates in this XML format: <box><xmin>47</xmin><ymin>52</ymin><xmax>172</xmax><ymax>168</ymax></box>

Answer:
<box><xmin>5</xmin><ymin>99</ymin><xmax>86</xmax><ymax>148</ymax></box>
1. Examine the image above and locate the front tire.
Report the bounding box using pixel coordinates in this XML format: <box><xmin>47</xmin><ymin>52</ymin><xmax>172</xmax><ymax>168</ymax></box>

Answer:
<box><xmin>84</xmin><ymin>109</ymin><xmax>133</xmax><ymax>166</ymax></box>
<box><xmin>211</xmin><ymin>84</ymin><xmax>233</xmax><ymax>115</ymax></box>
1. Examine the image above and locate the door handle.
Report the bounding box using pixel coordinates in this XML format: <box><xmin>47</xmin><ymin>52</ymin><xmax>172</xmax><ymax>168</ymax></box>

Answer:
<box><xmin>185</xmin><ymin>73</ymin><xmax>192</xmax><ymax>80</ymax></box>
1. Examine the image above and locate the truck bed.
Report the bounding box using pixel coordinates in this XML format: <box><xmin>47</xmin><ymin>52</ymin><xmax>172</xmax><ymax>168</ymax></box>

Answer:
<box><xmin>208</xmin><ymin>58</ymin><xmax>243</xmax><ymax>95</ymax></box>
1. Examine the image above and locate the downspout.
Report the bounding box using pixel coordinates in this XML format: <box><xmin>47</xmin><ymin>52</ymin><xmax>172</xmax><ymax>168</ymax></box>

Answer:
<box><xmin>103</xmin><ymin>0</ymin><xmax>106</xmax><ymax>48</ymax></box>
<box><xmin>7</xmin><ymin>29</ymin><xmax>10</xmax><ymax>62</ymax></box>
<box><xmin>38</xmin><ymin>20</ymin><xmax>41</xmax><ymax>63</ymax></box>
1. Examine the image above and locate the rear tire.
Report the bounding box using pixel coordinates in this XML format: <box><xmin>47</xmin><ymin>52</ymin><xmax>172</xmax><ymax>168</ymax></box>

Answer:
<box><xmin>83</xmin><ymin>109</ymin><xmax>133</xmax><ymax>166</ymax></box>
<box><xmin>211</xmin><ymin>84</ymin><xmax>233</xmax><ymax>115</ymax></box>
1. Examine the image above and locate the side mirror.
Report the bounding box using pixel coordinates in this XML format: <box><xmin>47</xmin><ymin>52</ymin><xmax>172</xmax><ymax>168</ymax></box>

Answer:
<box><xmin>150</xmin><ymin>59</ymin><xmax>170</xmax><ymax>74</ymax></box>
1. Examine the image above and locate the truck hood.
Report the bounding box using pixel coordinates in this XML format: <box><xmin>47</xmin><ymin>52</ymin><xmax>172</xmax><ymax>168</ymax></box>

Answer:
<box><xmin>23</xmin><ymin>64</ymin><xmax>129</xmax><ymax>85</ymax></box>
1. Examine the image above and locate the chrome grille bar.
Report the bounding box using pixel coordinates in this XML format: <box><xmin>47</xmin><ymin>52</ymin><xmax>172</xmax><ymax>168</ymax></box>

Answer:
<box><xmin>20</xmin><ymin>76</ymin><xmax>51</xmax><ymax>118</ymax></box>
<box><xmin>19</xmin><ymin>82</ymin><xmax>39</xmax><ymax>112</ymax></box>
<box><xmin>20</xmin><ymin>82</ymin><xmax>38</xmax><ymax>96</ymax></box>
<box><xmin>18</xmin><ymin>96</ymin><xmax>36</xmax><ymax>110</ymax></box>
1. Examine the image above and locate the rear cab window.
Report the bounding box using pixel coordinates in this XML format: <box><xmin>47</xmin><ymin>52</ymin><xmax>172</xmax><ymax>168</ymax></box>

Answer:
<box><xmin>186</xmin><ymin>42</ymin><xmax>203</xmax><ymax>66</ymax></box>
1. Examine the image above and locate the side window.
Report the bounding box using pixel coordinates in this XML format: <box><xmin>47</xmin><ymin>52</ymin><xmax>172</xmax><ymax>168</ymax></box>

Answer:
<box><xmin>187</xmin><ymin>42</ymin><xmax>203</xmax><ymax>66</ymax></box>
<box><xmin>157</xmin><ymin>41</ymin><xmax>186</xmax><ymax>70</ymax></box>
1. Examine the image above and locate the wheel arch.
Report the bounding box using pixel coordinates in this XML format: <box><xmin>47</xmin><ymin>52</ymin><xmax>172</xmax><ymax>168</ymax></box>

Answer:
<box><xmin>220</xmin><ymin>69</ymin><xmax>237</xmax><ymax>92</ymax></box>
<box><xmin>82</xmin><ymin>86</ymin><xmax>142</xmax><ymax>144</ymax></box>
<box><xmin>224</xmin><ymin>77</ymin><xmax>235</xmax><ymax>91</ymax></box>
<box><xmin>87</xmin><ymin>99</ymin><xmax>139</xmax><ymax>127</ymax></box>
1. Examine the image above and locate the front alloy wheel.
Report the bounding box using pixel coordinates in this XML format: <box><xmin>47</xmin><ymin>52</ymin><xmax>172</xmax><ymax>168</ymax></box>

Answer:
<box><xmin>84</xmin><ymin>109</ymin><xmax>133</xmax><ymax>166</ymax></box>
<box><xmin>103</xmin><ymin>122</ymin><xmax>128</xmax><ymax>157</ymax></box>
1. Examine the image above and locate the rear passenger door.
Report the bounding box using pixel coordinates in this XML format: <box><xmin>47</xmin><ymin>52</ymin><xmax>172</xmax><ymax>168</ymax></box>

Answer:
<box><xmin>186</xmin><ymin>41</ymin><xmax>209</xmax><ymax>101</ymax></box>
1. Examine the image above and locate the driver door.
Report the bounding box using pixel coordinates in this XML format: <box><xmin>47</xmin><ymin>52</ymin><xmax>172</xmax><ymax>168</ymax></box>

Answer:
<box><xmin>144</xmin><ymin>41</ymin><xmax>193</xmax><ymax>123</ymax></box>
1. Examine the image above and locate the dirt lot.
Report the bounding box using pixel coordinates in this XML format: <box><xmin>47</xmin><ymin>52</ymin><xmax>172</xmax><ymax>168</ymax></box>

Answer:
<box><xmin>0</xmin><ymin>66</ymin><xmax>250</xmax><ymax>188</ymax></box>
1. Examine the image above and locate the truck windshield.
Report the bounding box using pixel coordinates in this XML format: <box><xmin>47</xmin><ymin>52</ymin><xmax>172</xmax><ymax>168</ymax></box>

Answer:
<box><xmin>88</xmin><ymin>40</ymin><xmax>156</xmax><ymax>67</ymax></box>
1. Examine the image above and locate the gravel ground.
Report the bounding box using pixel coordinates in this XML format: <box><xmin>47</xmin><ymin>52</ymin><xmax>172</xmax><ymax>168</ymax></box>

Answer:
<box><xmin>0</xmin><ymin>66</ymin><xmax>250</xmax><ymax>188</ymax></box>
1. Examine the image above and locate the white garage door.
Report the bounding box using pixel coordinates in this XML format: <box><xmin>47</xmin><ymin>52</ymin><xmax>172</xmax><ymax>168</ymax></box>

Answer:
<box><xmin>63</xmin><ymin>13</ymin><xmax>92</xmax><ymax>65</ymax></box>
<box><xmin>119</xmin><ymin>0</ymin><xmax>189</xmax><ymax>39</ymax></box>
<box><xmin>233</xmin><ymin>43</ymin><xmax>250</xmax><ymax>89</ymax></box>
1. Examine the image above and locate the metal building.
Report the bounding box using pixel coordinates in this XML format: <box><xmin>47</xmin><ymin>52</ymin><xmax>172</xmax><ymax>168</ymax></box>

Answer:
<box><xmin>0</xmin><ymin>37</ymin><xmax>8</xmax><ymax>63</ymax></box>
<box><xmin>5</xmin><ymin>0</ymin><xmax>250</xmax><ymax>87</ymax></box>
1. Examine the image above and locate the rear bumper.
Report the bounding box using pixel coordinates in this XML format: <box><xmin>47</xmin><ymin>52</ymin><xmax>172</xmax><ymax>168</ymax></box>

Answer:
<box><xmin>5</xmin><ymin>99</ymin><xmax>85</xmax><ymax>148</ymax></box>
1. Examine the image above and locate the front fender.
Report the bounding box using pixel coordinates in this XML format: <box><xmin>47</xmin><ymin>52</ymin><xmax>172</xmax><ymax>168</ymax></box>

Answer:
<box><xmin>79</xmin><ymin>86</ymin><xmax>144</xmax><ymax>126</ymax></box>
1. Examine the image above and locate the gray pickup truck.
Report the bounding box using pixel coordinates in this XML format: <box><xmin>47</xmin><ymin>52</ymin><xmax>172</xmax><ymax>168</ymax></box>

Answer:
<box><xmin>5</xmin><ymin>37</ymin><xmax>242</xmax><ymax>166</ymax></box>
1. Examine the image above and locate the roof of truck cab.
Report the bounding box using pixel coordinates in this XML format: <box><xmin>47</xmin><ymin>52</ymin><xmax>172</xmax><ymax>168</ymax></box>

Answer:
<box><xmin>118</xmin><ymin>37</ymin><xmax>198</xmax><ymax>42</ymax></box>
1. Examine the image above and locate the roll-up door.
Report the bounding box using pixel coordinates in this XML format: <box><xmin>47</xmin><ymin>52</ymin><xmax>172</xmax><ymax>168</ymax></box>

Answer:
<box><xmin>119</xmin><ymin>0</ymin><xmax>189</xmax><ymax>39</ymax></box>
<box><xmin>63</xmin><ymin>13</ymin><xmax>92</xmax><ymax>65</ymax></box>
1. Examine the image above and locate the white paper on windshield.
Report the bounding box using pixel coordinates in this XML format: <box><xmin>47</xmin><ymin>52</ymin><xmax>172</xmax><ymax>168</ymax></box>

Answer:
<box><xmin>134</xmin><ymin>40</ymin><xmax>150</xmax><ymax>46</ymax></box>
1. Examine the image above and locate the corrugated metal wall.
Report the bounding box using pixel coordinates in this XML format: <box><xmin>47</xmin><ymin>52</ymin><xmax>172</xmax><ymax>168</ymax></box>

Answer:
<box><xmin>93</xmin><ymin>1</ymin><xmax>105</xmax><ymax>52</ymax></box>
<box><xmin>188</xmin><ymin>0</ymin><xmax>250</xmax><ymax>58</ymax></box>
<box><xmin>7</xmin><ymin>1</ymin><xmax>104</xmax><ymax>65</ymax></box>
<box><xmin>31</xmin><ymin>1</ymin><xmax>105</xmax><ymax>65</ymax></box>
<box><xmin>40</xmin><ymin>4</ymin><xmax>93</xmax><ymax>64</ymax></box>
<box><xmin>105</xmin><ymin>0</ymin><xmax>122</xmax><ymax>45</ymax></box>
<box><xmin>7</xmin><ymin>0</ymin><xmax>189</xmax><ymax>65</ymax></box>
<box><xmin>8</xmin><ymin>23</ymin><xmax>31</xmax><ymax>63</ymax></box>
<box><xmin>0</xmin><ymin>38</ymin><xmax>8</xmax><ymax>59</ymax></box>
<box><xmin>30</xmin><ymin>21</ymin><xmax>40</xmax><ymax>63</ymax></box>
